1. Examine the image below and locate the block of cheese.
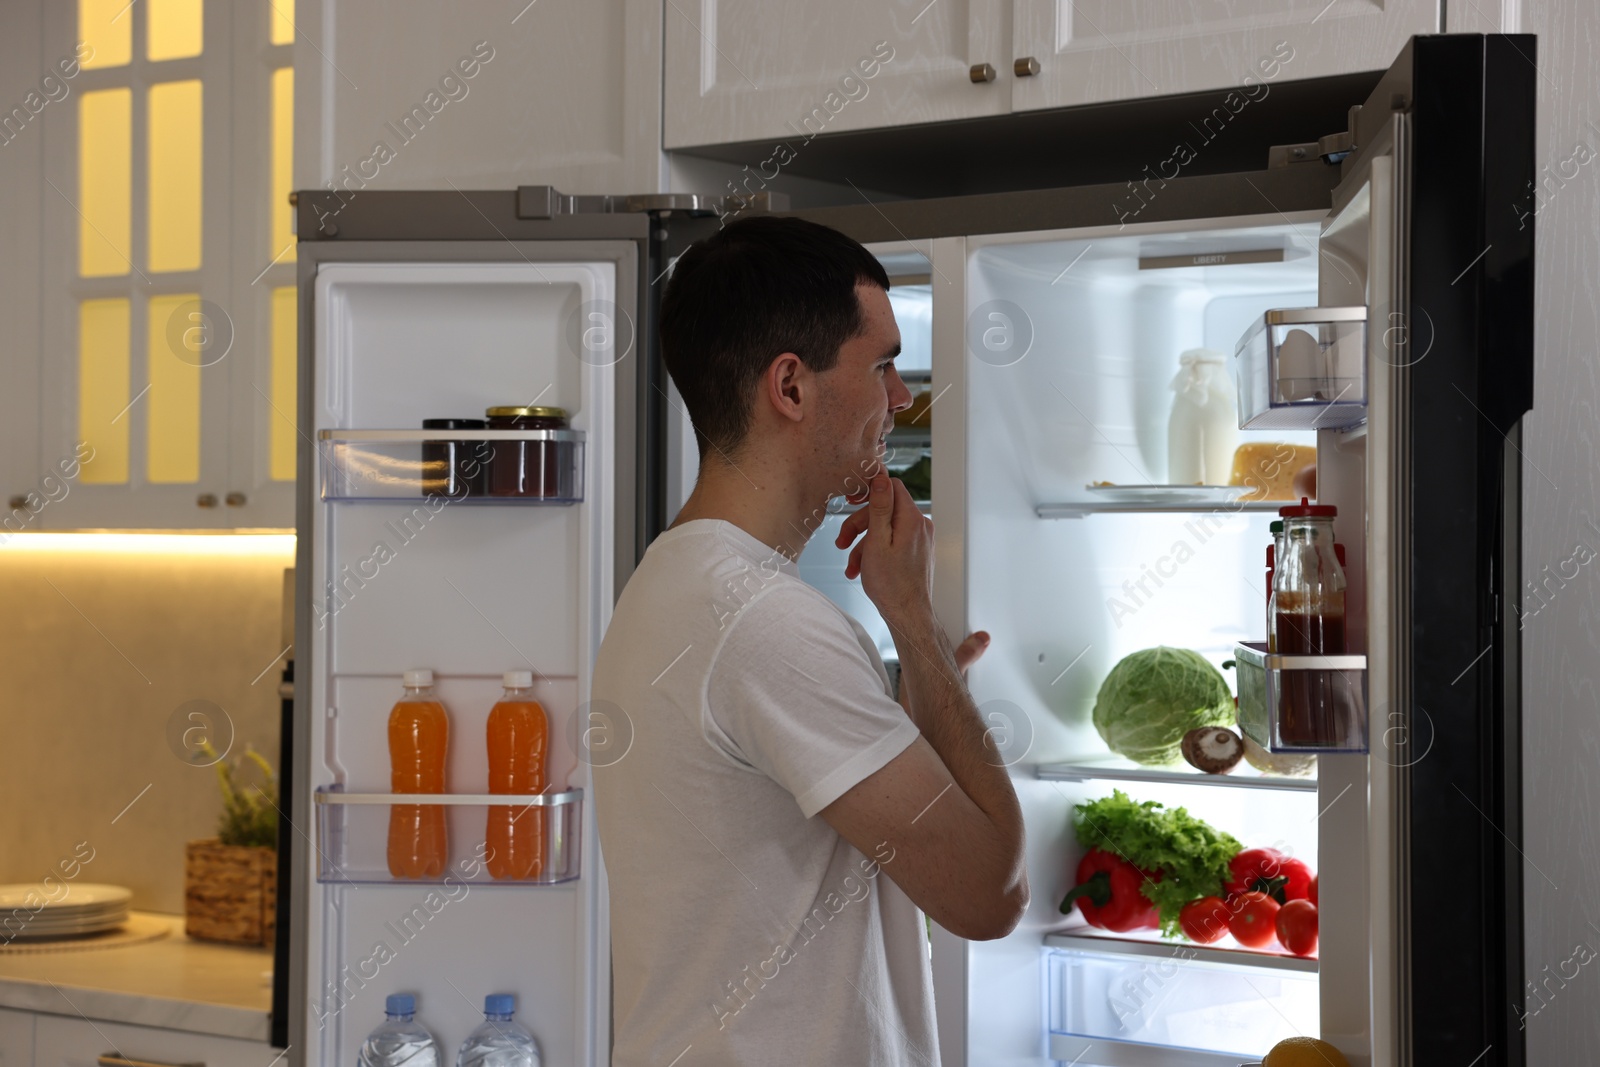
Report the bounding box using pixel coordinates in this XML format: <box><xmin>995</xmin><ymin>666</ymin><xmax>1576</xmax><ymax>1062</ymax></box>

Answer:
<box><xmin>1229</xmin><ymin>442</ymin><xmax>1316</xmax><ymax>501</ymax></box>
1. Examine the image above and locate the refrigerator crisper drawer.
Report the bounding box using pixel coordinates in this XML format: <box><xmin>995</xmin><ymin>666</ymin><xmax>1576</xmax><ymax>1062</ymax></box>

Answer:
<box><xmin>1233</xmin><ymin>641</ymin><xmax>1368</xmax><ymax>754</ymax></box>
<box><xmin>1235</xmin><ymin>307</ymin><xmax>1367</xmax><ymax>430</ymax></box>
<box><xmin>314</xmin><ymin>787</ymin><xmax>583</xmax><ymax>884</ymax></box>
<box><xmin>1045</xmin><ymin>938</ymin><xmax>1317</xmax><ymax>1061</ymax></box>
<box><xmin>319</xmin><ymin>429</ymin><xmax>585</xmax><ymax>503</ymax></box>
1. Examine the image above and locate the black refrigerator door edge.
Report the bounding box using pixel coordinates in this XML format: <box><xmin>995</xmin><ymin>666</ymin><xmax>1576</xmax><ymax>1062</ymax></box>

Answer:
<box><xmin>641</xmin><ymin>214</ymin><xmax>725</xmax><ymax>548</ymax></box>
<box><xmin>1403</xmin><ymin>34</ymin><xmax>1533</xmax><ymax>1067</ymax></box>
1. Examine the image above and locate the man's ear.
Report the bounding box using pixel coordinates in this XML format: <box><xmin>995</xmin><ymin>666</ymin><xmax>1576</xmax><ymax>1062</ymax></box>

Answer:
<box><xmin>767</xmin><ymin>352</ymin><xmax>809</xmax><ymax>424</ymax></box>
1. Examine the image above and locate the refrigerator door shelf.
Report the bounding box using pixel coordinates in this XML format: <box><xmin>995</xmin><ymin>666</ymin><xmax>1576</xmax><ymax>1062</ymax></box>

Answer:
<box><xmin>1045</xmin><ymin>941</ymin><xmax>1317</xmax><ymax>1061</ymax></box>
<box><xmin>1235</xmin><ymin>307</ymin><xmax>1368</xmax><ymax>431</ymax></box>
<box><xmin>313</xmin><ymin>786</ymin><xmax>583</xmax><ymax>885</ymax></box>
<box><xmin>1232</xmin><ymin>641</ymin><xmax>1368</xmax><ymax>754</ymax></box>
<box><xmin>1044</xmin><ymin>932</ymin><xmax>1318</xmax><ymax>975</ymax></box>
<box><xmin>1035</xmin><ymin>758</ymin><xmax>1317</xmax><ymax>793</ymax></box>
<box><xmin>317</xmin><ymin>429</ymin><xmax>585</xmax><ymax>504</ymax></box>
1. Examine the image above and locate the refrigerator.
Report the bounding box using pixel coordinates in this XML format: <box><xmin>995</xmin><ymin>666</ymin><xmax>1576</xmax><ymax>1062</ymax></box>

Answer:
<box><xmin>289</xmin><ymin>34</ymin><xmax>1533</xmax><ymax>1067</ymax></box>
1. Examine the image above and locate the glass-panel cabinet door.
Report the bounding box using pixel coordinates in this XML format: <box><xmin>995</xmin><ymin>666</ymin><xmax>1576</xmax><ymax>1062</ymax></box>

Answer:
<box><xmin>225</xmin><ymin>8</ymin><xmax>296</xmax><ymax>529</ymax></box>
<box><xmin>39</xmin><ymin>0</ymin><xmax>237</xmax><ymax>528</ymax></box>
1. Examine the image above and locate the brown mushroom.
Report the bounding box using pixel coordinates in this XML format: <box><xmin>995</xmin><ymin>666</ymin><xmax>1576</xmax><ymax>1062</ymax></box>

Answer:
<box><xmin>1181</xmin><ymin>727</ymin><xmax>1245</xmax><ymax>774</ymax></box>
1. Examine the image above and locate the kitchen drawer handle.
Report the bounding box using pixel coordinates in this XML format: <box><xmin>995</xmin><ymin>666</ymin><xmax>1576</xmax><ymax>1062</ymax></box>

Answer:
<box><xmin>99</xmin><ymin>1055</ymin><xmax>205</xmax><ymax>1067</ymax></box>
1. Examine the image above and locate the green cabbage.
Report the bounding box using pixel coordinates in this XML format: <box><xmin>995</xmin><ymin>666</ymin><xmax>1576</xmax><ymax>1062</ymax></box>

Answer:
<box><xmin>1092</xmin><ymin>647</ymin><xmax>1234</xmax><ymax>766</ymax></box>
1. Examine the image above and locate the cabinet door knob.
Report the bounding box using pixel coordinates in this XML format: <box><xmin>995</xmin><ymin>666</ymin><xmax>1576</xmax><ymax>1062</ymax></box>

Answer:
<box><xmin>1014</xmin><ymin>56</ymin><xmax>1040</xmax><ymax>77</ymax></box>
<box><xmin>196</xmin><ymin>493</ymin><xmax>218</xmax><ymax>508</ymax></box>
<box><xmin>7</xmin><ymin>495</ymin><xmax>26</xmax><ymax>511</ymax></box>
<box><xmin>225</xmin><ymin>491</ymin><xmax>248</xmax><ymax>507</ymax></box>
<box><xmin>969</xmin><ymin>63</ymin><xmax>996</xmax><ymax>84</ymax></box>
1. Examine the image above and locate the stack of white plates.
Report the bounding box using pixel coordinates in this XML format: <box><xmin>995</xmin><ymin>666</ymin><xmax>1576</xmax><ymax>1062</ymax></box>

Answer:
<box><xmin>0</xmin><ymin>884</ymin><xmax>132</xmax><ymax>941</ymax></box>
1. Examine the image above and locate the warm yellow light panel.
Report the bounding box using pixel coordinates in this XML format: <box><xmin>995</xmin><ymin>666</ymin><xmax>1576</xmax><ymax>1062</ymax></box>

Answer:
<box><xmin>269</xmin><ymin>287</ymin><xmax>298</xmax><ymax>481</ymax></box>
<box><xmin>270</xmin><ymin>1</ymin><xmax>295</xmax><ymax>45</ymax></box>
<box><xmin>147</xmin><ymin>293</ymin><xmax>202</xmax><ymax>483</ymax></box>
<box><xmin>78</xmin><ymin>89</ymin><xmax>132</xmax><ymax>278</ymax></box>
<box><xmin>78</xmin><ymin>299</ymin><xmax>131</xmax><ymax>485</ymax></box>
<box><xmin>148</xmin><ymin>80</ymin><xmax>203</xmax><ymax>273</ymax></box>
<box><xmin>79</xmin><ymin>0</ymin><xmax>132</xmax><ymax>69</ymax></box>
<box><xmin>147</xmin><ymin>0</ymin><xmax>203</xmax><ymax>60</ymax></box>
<box><xmin>270</xmin><ymin>68</ymin><xmax>295</xmax><ymax>264</ymax></box>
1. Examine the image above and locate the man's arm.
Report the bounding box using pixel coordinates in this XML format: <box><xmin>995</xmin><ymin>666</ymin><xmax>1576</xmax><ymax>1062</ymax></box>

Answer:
<box><xmin>824</xmin><ymin>476</ymin><xmax>1028</xmax><ymax>941</ymax></box>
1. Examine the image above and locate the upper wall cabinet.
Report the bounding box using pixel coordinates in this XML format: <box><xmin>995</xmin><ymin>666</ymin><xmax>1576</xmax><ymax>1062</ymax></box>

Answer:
<box><xmin>665</xmin><ymin>0</ymin><xmax>1438</xmax><ymax>149</ymax></box>
<box><xmin>297</xmin><ymin>0</ymin><xmax>661</xmax><ymax>193</ymax></box>
<box><xmin>663</xmin><ymin>0</ymin><xmax>1012</xmax><ymax>150</ymax></box>
<box><xmin>1010</xmin><ymin>0</ymin><xmax>1439</xmax><ymax>112</ymax></box>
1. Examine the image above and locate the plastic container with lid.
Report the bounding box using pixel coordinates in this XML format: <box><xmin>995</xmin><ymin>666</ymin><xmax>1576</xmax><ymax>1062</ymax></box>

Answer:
<box><xmin>486</xmin><ymin>670</ymin><xmax>549</xmax><ymax>880</ymax></box>
<box><xmin>388</xmin><ymin>669</ymin><xmax>450</xmax><ymax>878</ymax></box>
<box><xmin>421</xmin><ymin>418</ymin><xmax>488</xmax><ymax>499</ymax></box>
<box><xmin>486</xmin><ymin>406</ymin><xmax>570</xmax><ymax>498</ymax></box>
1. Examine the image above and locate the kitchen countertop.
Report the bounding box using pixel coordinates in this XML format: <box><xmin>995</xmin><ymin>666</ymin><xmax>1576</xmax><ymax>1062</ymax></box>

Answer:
<box><xmin>0</xmin><ymin>912</ymin><xmax>273</xmax><ymax>1042</ymax></box>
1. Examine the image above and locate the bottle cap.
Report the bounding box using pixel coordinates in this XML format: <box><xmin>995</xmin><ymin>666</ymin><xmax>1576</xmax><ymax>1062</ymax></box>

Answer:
<box><xmin>386</xmin><ymin>993</ymin><xmax>415</xmax><ymax>1016</ymax></box>
<box><xmin>402</xmin><ymin>669</ymin><xmax>433</xmax><ymax>687</ymax></box>
<box><xmin>484</xmin><ymin>994</ymin><xmax>515</xmax><ymax>1016</ymax></box>
<box><xmin>421</xmin><ymin>418</ymin><xmax>486</xmax><ymax>429</ymax></box>
<box><xmin>1278</xmin><ymin>496</ymin><xmax>1336</xmax><ymax>518</ymax></box>
<box><xmin>1269</xmin><ymin>520</ymin><xmax>1284</xmax><ymax>534</ymax></box>
<box><xmin>503</xmin><ymin>670</ymin><xmax>534</xmax><ymax>688</ymax></box>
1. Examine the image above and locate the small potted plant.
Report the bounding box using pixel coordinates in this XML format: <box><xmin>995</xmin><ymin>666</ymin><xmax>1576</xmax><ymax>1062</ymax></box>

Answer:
<box><xmin>184</xmin><ymin>745</ymin><xmax>278</xmax><ymax>945</ymax></box>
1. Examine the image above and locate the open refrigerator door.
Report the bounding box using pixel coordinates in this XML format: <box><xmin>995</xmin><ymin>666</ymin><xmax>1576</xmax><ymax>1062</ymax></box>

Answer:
<box><xmin>773</xmin><ymin>33</ymin><xmax>1532</xmax><ymax>1067</ymax></box>
<box><xmin>289</xmin><ymin>208</ymin><xmax>647</xmax><ymax>1067</ymax></box>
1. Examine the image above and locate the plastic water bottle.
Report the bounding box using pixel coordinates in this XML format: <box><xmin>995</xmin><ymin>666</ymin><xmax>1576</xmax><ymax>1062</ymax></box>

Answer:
<box><xmin>358</xmin><ymin>994</ymin><xmax>441</xmax><ymax>1067</ymax></box>
<box><xmin>456</xmin><ymin>994</ymin><xmax>541</xmax><ymax>1067</ymax></box>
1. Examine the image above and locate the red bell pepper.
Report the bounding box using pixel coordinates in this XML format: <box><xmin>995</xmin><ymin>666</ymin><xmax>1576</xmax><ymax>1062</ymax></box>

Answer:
<box><xmin>1059</xmin><ymin>848</ymin><xmax>1160</xmax><ymax>932</ymax></box>
<box><xmin>1225</xmin><ymin>847</ymin><xmax>1313</xmax><ymax>905</ymax></box>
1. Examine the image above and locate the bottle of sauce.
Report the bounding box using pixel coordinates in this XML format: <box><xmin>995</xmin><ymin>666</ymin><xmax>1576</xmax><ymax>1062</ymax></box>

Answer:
<box><xmin>1266</xmin><ymin>519</ymin><xmax>1284</xmax><ymax>649</ymax></box>
<box><xmin>486</xmin><ymin>671</ymin><xmax>548</xmax><ymax>880</ymax></box>
<box><xmin>387</xmin><ymin>669</ymin><xmax>450</xmax><ymax>878</ymax></box>
<box><xmin>1272</xmin><ymin>500</ymin><xmax>1347</xmax><ymax>746</ymax></box>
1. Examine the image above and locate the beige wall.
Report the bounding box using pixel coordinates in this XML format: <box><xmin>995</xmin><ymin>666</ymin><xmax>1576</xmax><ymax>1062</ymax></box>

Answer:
<box><xmin>0</xmin><ymin>535</ymin><xmax>294</xmax><ymax>914</ymax></box>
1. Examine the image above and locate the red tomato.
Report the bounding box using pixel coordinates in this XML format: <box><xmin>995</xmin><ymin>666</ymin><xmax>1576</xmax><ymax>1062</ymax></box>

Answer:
<box><xmin>1228</xmin><ymin>891</ymin><xmax>1281</xmax><ymax>948</ymax></box>
<box><xmin>1226</xmin><ymin>847</ymin><xmax>1313</xmax><ymax>903</ymax></box>
<box><xmin>1309</xmin><ymin>874</ymin><xmax>1319</xmax><ymax>906</ymax></box>
<box><xmin>1276</xmin><ymin>900</ymin><xmax>1319</xmax><ymax>957</ymax></box>
<box><xmin>1179</xmin><ymin>896</ymin><xmax>1231</xmax><ymax>944</ymax></box>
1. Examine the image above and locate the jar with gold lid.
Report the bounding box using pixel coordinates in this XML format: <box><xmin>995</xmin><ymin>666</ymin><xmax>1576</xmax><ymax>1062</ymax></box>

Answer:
<box><xmin>485</xmin><ymin>406</ymin><xmax>569</xmax><ymax>498</ymax></box>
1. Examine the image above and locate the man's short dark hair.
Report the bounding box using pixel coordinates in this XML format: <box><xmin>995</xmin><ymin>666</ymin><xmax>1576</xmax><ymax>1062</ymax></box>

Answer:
<box><xmin>659</xmin><ymin>215</ymin><xmax>891</xmax><ymax>461</ymax></box>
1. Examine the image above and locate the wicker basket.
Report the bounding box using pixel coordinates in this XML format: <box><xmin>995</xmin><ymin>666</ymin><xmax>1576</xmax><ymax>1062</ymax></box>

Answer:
<box><xmin>184</xmin><ymin>839</ymin><xmax>276</xmax><ymax>945</ymax></box>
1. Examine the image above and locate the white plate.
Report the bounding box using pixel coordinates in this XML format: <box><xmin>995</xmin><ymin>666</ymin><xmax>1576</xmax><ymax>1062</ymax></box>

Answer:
<box><xmin>0</xmin><ymin>883</ymin><xmax>132</xmax><ymax>913</ymax></box>
<box><xmin>1084</xmin><ymin>484</ymin><xmax>1250</xmax><ymax>504</ymax></box>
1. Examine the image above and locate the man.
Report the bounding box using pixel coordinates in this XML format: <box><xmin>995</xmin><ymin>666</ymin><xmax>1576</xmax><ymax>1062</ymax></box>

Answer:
<box><xmin>591</xmin><ymin>215</ymin><xmax>1028</xmax><ymax>1066</ymax></box>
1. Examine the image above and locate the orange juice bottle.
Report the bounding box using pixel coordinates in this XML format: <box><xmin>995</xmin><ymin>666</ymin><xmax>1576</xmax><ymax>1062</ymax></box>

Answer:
<box><xmin>485</xmin><ymin>671</ymin><xmax>548</xmax><ymax>880</ymax></box>
<box><xmin>387</xmin><ymin>669</ymin><xmax>449</xmax><ymax>878</ymax></box>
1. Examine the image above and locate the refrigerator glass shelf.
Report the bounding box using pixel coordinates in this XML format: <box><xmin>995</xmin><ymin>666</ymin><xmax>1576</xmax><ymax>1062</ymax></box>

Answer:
<box><xmin>1044</xmin><ymin>931</ymin><xmax>1319</xmax><ymax>974</ymax></box>
<box><xmin>1235</xmin><ymin>306</ymin><xmax>1368</xmax><ymax>430</ymax></box>
<box><xmin>1037</xmin><ymin>497</ymin><xmax>1286</xmax><ymax>518</ymax></box>
<box><xmin>313</xmin><ymin>786</ymin><xmax>582</xmax><ymax>885</ymax></box>
<box><xmin>1045</xmin><ymin>937</ymin><xmax>1318</xmax><ymax>1058</ymax></box>
<box><xmin>316</xmin><ymin>429</ymin><xmax>585</xmax><ymax>504</ymax></box>
<box><xmin>1035</xmin><ymin>757</ymin><xmax>1317</xmax><ymax>792</ymax></box>
<box><xmin>1233</xmin><ymin>641</ymin><xmax>1369</xmax><ymax>754</ymax></box>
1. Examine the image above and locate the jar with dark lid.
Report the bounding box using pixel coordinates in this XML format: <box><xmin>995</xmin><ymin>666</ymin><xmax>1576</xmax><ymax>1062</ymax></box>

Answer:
<box><xmin>486</xmin><ymin>406</ymin><xmax>569</xmax><ymax>498</ymax></box>
<box><xmin>421</xmin><ymin>418</ymin><xmax>488</xmax><ymax>499</ymax></box>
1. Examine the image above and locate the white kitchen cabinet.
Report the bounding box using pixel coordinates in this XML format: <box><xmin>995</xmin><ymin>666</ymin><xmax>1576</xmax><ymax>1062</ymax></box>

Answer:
<box><xmin>0</xmin><ymin>1009</ymin><xmax>34</xmax><ymax>1067</ymax></box>
<box><xmin>0</xmin><ymin>0</ymin><xmax>44</xmax><ymax>535</ymax></box>
<box><xmin>31</xmin><ymin>0</ymin><xmax>296</xmax><ymax>530</ymax></box>
<box><xmin>1009</xmin><ymin>0</ymin><xmax>1439</xmax><ymax>111</ymax></box>
<box><xmin>34</xmin><ymin>1015</ymin><xmax>270</xmax><ymax>1067</ymax></box>
<box><xmin>294</xmin><ymin>0</ymin><xmax>662</xmax><ymax>193</ymax></box>
<box><xmin>663</xmin><ymin>0</ymin><xmax>1011</xmax><ymax>150</ymax></box>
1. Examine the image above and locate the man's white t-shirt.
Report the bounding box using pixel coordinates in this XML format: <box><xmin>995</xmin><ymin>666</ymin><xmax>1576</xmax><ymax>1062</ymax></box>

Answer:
<box><xmin>592</xmin><ymin>518</ymin><xmax>940</xmax><ymax>1067</ymax></box>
